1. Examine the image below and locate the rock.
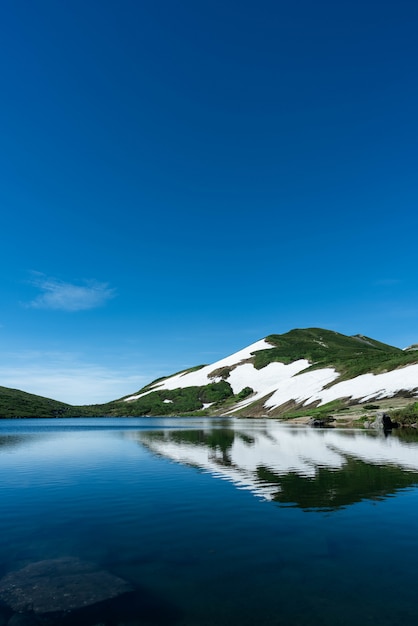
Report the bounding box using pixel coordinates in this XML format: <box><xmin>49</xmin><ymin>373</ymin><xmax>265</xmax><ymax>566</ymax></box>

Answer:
<box><xmin>0</xmin><ymin>558</ymin><xmax>132</xmax><ymax>615</ymax></box>
<box><xmin>370</xmin><ymin>412</ymin><xmax>398</xmax><ymax>430</ymax></box>
<box><xmin>370</xmin><ymin>412</ymin><xmax>385</xmax><ymax>429</ymax></box>
<box><xmin>382</xmin><ymin>412</ymin><xmax>398</xmax><ymax>430</ymax></box>
<box><xmin>309</xmin><ymin>417</ymin><xmax>334</xmax><ymax>428</ymax></box>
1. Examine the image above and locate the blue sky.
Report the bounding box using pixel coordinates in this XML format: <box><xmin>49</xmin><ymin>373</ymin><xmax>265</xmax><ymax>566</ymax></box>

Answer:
<box><xmin>1</xmin><ymin>0</ymin><xmax>417</xmax><ymax>404</ymax></box>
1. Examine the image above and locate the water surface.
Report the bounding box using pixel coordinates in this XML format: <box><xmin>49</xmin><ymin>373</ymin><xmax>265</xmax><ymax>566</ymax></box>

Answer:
<box><xmin>1</xmin><ymin>417</ymin><xmax>418</xmax><ymax>625</ymax></box>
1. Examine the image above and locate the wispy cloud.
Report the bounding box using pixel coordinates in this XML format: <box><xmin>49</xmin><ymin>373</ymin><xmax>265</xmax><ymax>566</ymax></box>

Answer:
<box><xmin>27</xmin><ymin>274</ymin><xmax>115</xmax><ymax>311</ymax></box>
<box><xmin>0</xmin><ymin>351</ymin><xmax>149</xmax><ymax>404</ymax></box>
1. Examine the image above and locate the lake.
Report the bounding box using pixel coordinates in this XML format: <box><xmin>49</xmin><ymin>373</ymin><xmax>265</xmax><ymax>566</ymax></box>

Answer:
<box><xmin>1</xmin><ymin>417</ymin><xmax>418</xmax><ymax>625</ymax></box>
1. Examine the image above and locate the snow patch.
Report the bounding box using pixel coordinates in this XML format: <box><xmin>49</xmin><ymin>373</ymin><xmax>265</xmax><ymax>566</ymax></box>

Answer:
<box><xmin>257</xmin><ymin>363</ymin><xmax>418</xmax><ymax>411</ymax></box>
<box><xmin>264</xmin><ymin>368</ymin><xmax>339</xmax><ymax>409</ymax></box>
<box><xmin>225</xmin><ymin>360</ymin><xmax>323</xmax><ymax>412</ymax></box>
<box><xmin>124</xmin><ymin>338</ymin><xmax>274</xmax><ymax>401</ymax></box>
<box><xmin>123</xmin><ymin>337</ymin><xmax>418</xmax><ymax>411</ymax></box>
<box><xmin>307</xmin><ymin>364</ymin><xmax>418</xmax><ymax>405</ymax></box>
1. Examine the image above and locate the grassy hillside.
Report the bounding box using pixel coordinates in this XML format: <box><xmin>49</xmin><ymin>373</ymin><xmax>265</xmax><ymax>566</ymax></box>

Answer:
<box><xmin>72</xmin><ymin>380</ymin><xmax>237</xmax><ymax>417</ymax></box>
<box><xmin>390</xmin><ymin>401</ymin><xmax>418</xmax><ymax>425</ymax></box>
<box><xmin>0</xmin><ymin>386</ymin><xmax>71</xmax><ymax>418</ymax></box>
<box><xmin>254</xmin><ymin>328</ymin><xmax>417</xmax><ymax>380</ymax></box>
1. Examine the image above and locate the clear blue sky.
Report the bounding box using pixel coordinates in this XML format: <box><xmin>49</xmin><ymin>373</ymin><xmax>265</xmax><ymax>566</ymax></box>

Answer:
<box><xmin>1</xmin><ymin>0</ymin><xmax>417</xmax><ymax>404</ymax></box>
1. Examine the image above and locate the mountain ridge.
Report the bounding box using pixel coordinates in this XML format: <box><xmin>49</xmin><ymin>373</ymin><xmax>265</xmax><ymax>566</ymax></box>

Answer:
<box><xmin>1</xmin><ymin>328</ymin><xmax>418</xmax><ymax>419</ymax></box>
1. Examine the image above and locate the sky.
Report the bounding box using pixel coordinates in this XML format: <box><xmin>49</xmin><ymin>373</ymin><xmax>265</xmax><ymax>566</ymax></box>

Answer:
<box><xmin>1</xmin><ymin>0</ymin><xmax>417</xmax><ymax>404</ymax></box>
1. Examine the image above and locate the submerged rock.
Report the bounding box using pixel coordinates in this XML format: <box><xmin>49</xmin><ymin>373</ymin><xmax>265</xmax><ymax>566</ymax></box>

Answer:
<box><xmin>0</xmin><ymin>557</ymin><xmax>132</xmax><ymax>615</ymax></box>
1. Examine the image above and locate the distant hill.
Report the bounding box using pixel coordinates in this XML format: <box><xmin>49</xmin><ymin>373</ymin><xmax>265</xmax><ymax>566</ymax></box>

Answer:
<box><xmin>1</xmin><ymin>328</ymin><xmax>418</xmax><ymax>419</ymax></box>
<box><xmin>0</xmin><ymin>386</ymin><xmax>71</xmax><ymax>418</ymax></box>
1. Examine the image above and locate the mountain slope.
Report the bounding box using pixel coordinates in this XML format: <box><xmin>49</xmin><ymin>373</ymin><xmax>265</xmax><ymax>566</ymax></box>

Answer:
<box><xmin>0</xmin><ymin>386</ymin><xmax>71</xmax><ymax>418</ymax></box>
<box><xmin>115</xmin><ymin>328</ymin><xmax>418</xmax><ymax>417</ymax></box>
<box><xmin>1</xmin><ymin>328</ymin><xmax>417</xmax><ymax>419</ymax></box>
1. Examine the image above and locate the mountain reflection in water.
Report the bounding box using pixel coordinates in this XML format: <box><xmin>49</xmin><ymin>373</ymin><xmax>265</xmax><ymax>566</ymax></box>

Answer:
<box><xmin>131</xmin><ymin>423</ymin><xmax>418</xmax><ymax>511</ymax></box>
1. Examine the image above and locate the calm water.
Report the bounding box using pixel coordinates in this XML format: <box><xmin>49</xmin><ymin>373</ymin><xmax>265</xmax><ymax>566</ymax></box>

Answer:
<box><xmin>1</xmin><ymin>418</ymin><xmax>418</xmax><ymax>625</ymax></box>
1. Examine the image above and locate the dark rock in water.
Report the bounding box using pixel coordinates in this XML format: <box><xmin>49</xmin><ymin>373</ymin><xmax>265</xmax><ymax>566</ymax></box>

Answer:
<box><xmin>370</xmin><ymin>411</ymin><xmax>399</xmax><ymax>431</ymax></box>
<box><xmin>382</xmin><ymin>412</ymin><xmax>399</xmax><ymax>430</ymax></box>
<box><xmin>309</xmin><ymin>417</ymin><xmax>334</xmax><ymax>428</ymax></box>
<box><xmin>0</xmin><ymin>558</ymin><xmax>132</xmax><ymax>615</ymax></box>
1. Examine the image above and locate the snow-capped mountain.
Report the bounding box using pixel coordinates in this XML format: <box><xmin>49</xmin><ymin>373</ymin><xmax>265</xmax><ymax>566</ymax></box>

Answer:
<box><xmin>1</xmin><ymin>328</ymin><xmax>417</xmax><ymax>418</ymax></box>
<box><xmin>120</xmin><ymin>328</ymin><xmax>418</xmax><ymax>417</ymax></box>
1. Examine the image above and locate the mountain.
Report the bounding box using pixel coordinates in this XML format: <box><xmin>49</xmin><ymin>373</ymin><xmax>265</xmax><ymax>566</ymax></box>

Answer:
<box><xmin>0</xmin><ymin>386</ymin><xmax>71</xmax><ymax>418</ymax></box>
<box><xmin>405</xmin><ymin>344</ymin><xmax>418</xmax><ymax>352</ymax></box>
<box><xmin>111</xmin><ymin>328</ymin><xmax>418</xmax><ymax>419</ymax></box>
<box><xmin>1</xmin><ymin>328</ymin><xmax>418</xmax><ymax>419</ymax></box>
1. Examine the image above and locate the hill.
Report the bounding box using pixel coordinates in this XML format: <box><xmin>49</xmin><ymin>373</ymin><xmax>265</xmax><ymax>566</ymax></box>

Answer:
<box><xmin>0</xmin><ymin>386</ymin><xmax>71</xmax><ymax>418</ymax></box>
<box><xmin>1</xmin><ymin>328</ymin><xmax>418</xmax><ymax>420</ymax></box>
<box><xmin>108</xmin><ymin>328</ymin><xmax>418</xmax><ymax>419</ymax></box>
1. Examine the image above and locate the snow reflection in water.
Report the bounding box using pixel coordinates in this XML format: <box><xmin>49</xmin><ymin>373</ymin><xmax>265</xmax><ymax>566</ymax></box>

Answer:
<box><xmin>132</xmin><ymin>421</ymin><xmax>418</xmax><ymax>509</ymax></box>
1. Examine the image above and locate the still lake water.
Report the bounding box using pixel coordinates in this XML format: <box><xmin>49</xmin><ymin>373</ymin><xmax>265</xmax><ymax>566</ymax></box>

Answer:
<box><xmin>1</xmin><ymin>417</ymin><xmax>418</xmax><ymax>625</ymax></box>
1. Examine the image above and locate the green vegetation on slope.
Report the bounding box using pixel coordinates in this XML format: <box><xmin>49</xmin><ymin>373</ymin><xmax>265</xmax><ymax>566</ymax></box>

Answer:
<box><xmin>125</xmin><ymin>364</ymin><xmax>206</xmax><ymax>398</ymax></box>
<box><xmin>73</xmin><ymin>380</ymin><xmax>236</xmax><ymax>417</ymax></box>
<box><xmin>253</xmin><ymin>328</ymin><xmax>418</xmax><ymax>380</ymax></box>
<box><xmin>0</xmin><ymin>386</ymin><xmax>71</xmax><ymax>418</ymax></box>
<box><xmin>390</xmin><ymin>402</ymin><xmax>418</xmax><ymax>426</ymax></box>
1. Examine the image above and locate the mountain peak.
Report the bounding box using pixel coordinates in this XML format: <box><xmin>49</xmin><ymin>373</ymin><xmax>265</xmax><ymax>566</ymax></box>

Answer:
<box><xmin>115</xmin><ymin>327</ymin><xmax>418</xmax><ymax>418</ymax></box>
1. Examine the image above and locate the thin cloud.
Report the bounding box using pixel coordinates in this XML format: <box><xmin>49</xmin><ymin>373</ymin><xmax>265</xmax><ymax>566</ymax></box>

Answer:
<box><xmin>27</xmin><ymin>274</ymin><xmax>115</xmax><ymax>311</ymax></box>
<box><xmin>0</xmin><ymin>352</ymin><xmax>148</xmax><ymax>404</ymax></box>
